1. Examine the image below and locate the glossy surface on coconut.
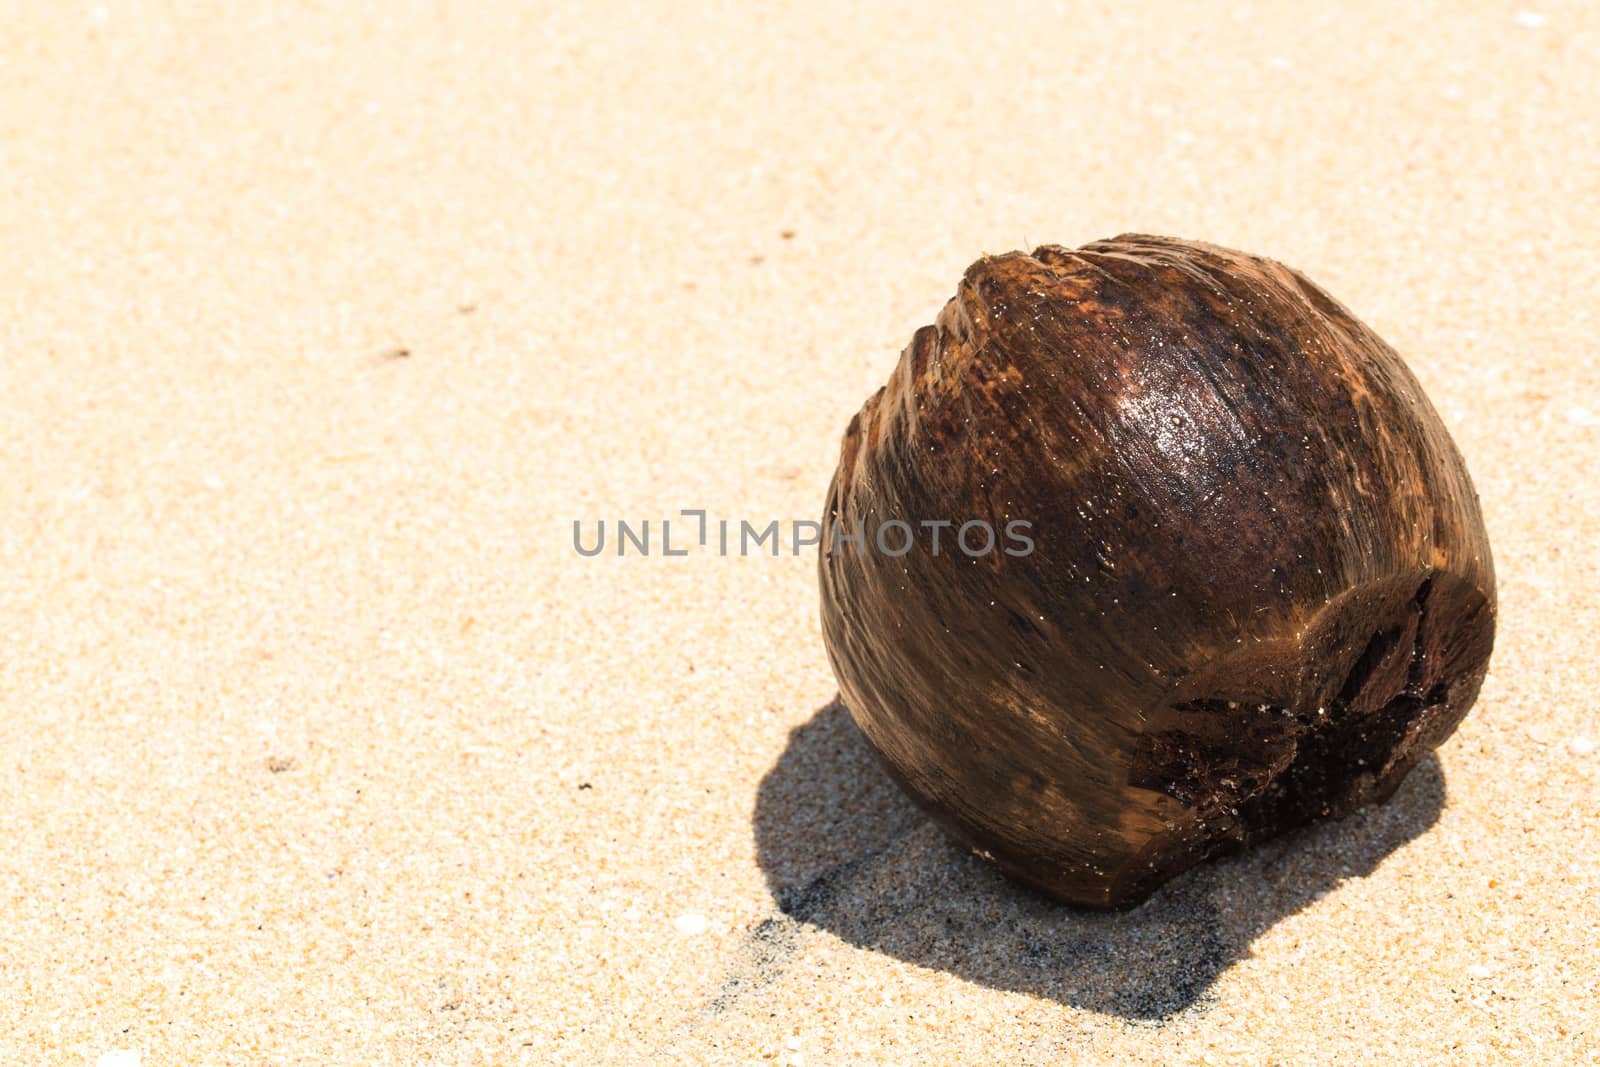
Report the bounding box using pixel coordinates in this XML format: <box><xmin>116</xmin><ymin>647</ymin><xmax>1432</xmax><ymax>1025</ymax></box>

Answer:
<box><xmin>818</xmin><ymin>234</ymin><xmax>1496</xmax><ymax>910</ymax></box>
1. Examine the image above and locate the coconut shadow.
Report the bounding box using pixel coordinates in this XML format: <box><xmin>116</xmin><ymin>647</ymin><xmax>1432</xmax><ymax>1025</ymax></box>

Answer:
<box><xmin>749</xmin><ymin>697</ymin><xmax>1446</xmax><ymax>1021</ymax></box>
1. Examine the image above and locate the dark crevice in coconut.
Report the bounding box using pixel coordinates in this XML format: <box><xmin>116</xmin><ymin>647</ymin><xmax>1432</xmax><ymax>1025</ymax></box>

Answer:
<box><xmin>1134</xmin><ymin>578</ymin><xmax>1455</xmax><ymax>852</ymax></box>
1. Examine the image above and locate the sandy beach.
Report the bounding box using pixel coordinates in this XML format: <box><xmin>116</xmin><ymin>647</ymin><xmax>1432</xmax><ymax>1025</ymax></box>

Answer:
<box><xmin>2</xmin><ymin>2</ymin><xmax>1597</xmax><ymax>1063</ymax></box>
